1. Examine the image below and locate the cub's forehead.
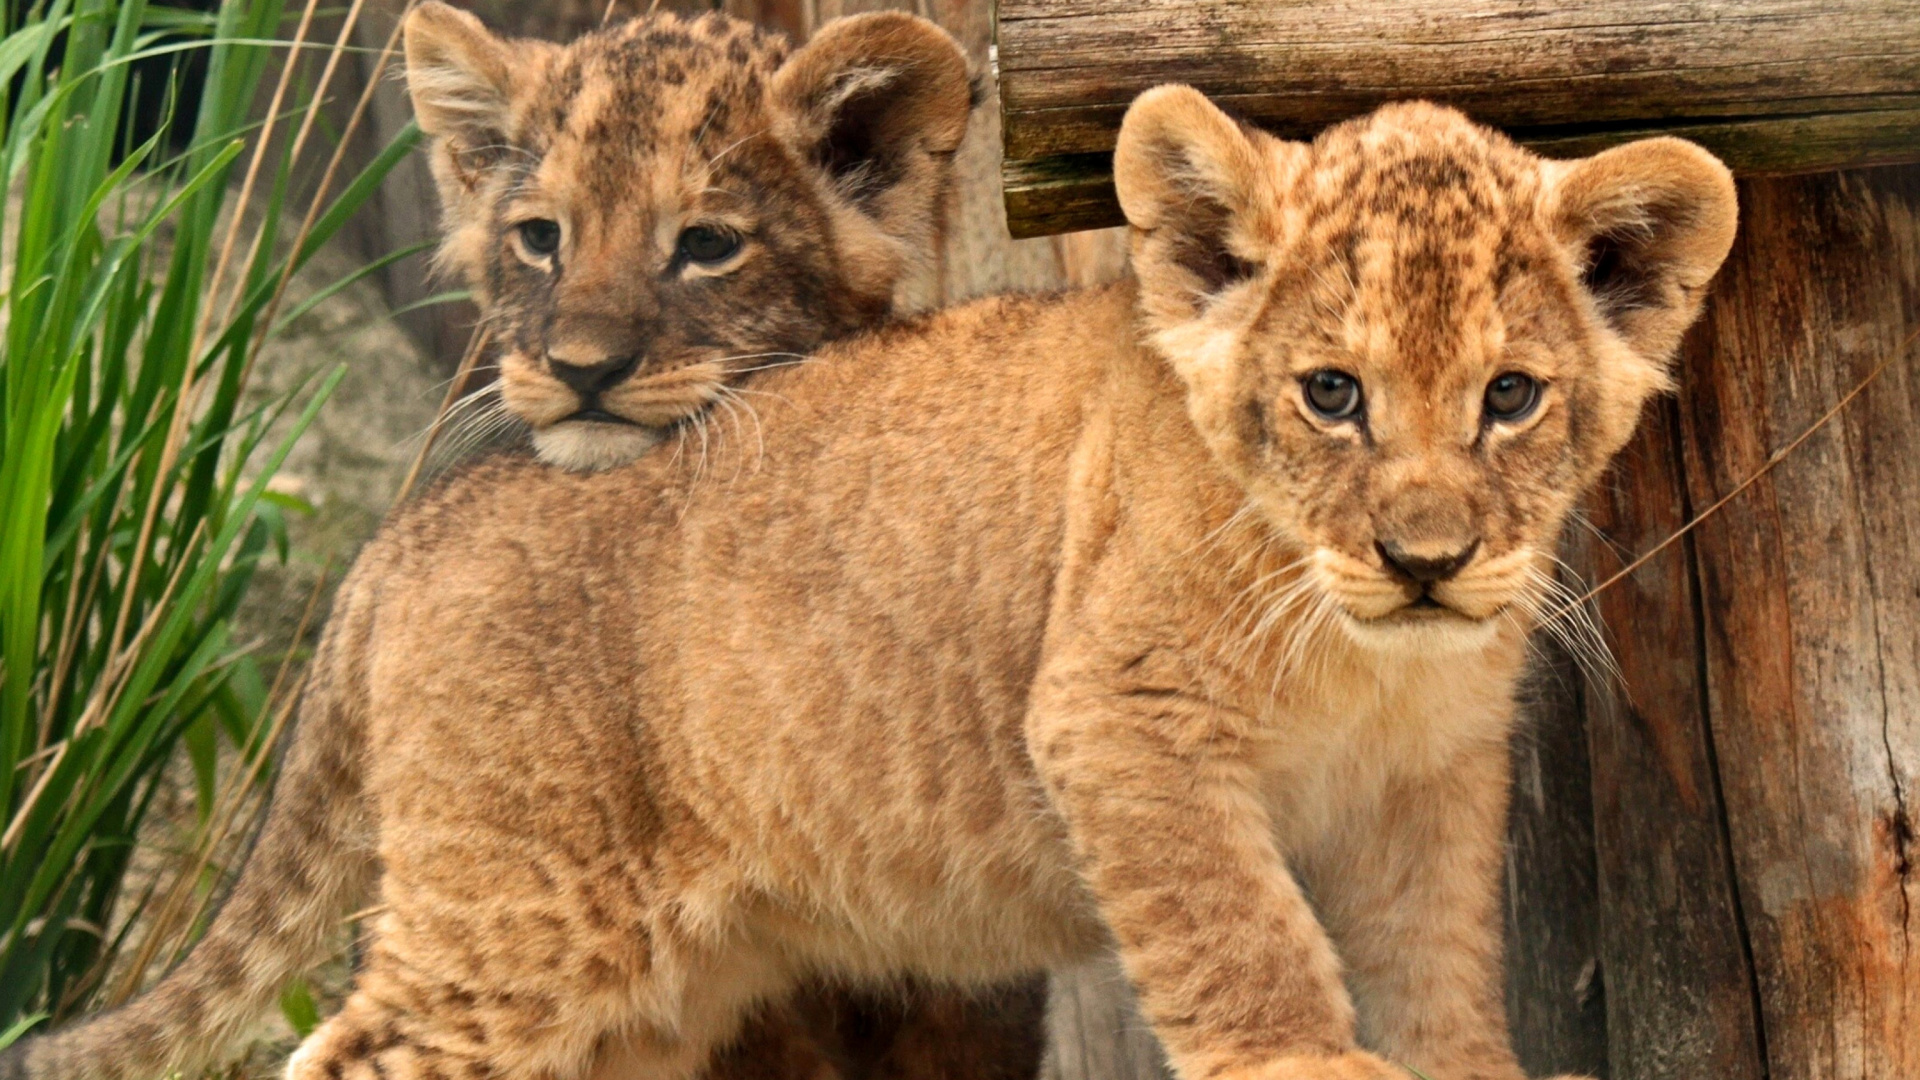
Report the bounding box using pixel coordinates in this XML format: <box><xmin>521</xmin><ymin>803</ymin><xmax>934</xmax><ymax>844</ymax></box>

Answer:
<box><xmin>1278</xmin><ymin>104</ymin><xmax>1572</xmax><ymax>362</ymax></box>
<box><xmin>1298</xmin><ymin>103</ymin><xmax>1542</xmax><ymax>250</ymax></box>
<box><xmin>516</xmin><ymin>13</ymin><xmax>789</xmax><ymax>160</ymax></box>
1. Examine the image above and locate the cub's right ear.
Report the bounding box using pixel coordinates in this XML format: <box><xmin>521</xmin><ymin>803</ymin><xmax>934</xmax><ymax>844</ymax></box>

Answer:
<box><xmin>404</xmin><ymin>2</ymin><xmax>515</xmax><ymax>151</ymax></box>
<box><xmin>773</xmin><ymin>13</ymin><xmax>973</xmax><ymax>253</ymax></box>
<box><xmin>1114</xmin><ymin>85</ymin><xmax>1295</xmax><ymax>329</ymax></box>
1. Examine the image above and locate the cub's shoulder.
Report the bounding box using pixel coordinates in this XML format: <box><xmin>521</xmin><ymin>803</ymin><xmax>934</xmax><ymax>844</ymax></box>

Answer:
<box><xmin>358</xmin><ymin>452</ymin><xmax>610</xmax><ymax>578</ymax></box>
<box><xmin>821</xmin><ymin>282</ymin><xmax>1136</xmax><ymax>366</ymax></box>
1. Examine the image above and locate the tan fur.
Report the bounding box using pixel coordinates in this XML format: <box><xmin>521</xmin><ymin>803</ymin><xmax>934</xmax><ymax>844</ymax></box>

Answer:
<box><xmin>3</xmin><ymin>93</ymin><xmax>1737</xmax><ymax>1080</ymax></box>
<box><xmin>404</xmin><ymin>1</ymin><xmax>972</xmax><ymax>471</ymax></box>
<box><xmin>0</xmin><ymin>10</ymin><xmax>974</xmax><ymax>1080</ymax></box>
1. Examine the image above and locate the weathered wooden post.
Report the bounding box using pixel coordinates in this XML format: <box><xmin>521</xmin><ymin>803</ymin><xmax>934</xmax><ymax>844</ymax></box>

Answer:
<box><xmin>997</xmin><ymin>4</ymin><xmax>1920</xmax><ymax>1077</ymax></box>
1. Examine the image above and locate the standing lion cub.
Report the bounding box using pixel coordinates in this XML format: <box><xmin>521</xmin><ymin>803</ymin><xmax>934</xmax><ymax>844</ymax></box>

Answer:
<box><xmin>4</xmin><ymin>87</ymin><xmax>1737</xmax><ymax>1080</ymax></box>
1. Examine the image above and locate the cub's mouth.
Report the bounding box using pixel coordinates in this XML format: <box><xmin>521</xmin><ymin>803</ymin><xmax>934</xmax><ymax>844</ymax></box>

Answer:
<box><xmin>1376</xmin><ymin>593</ymin><xmax>1477</xmax><ymax>623</ymax></box>
<box><xmin>563</xmin><ymin>407</ymin><xmax>646</xmax><ymax>427</ymax></box>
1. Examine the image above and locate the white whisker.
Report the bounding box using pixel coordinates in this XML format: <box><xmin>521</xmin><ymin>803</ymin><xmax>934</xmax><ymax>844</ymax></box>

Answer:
<box><xmin>715</xmin><ymin>385</ymin><xmax>767</xmax><ymax>473</ymax></box>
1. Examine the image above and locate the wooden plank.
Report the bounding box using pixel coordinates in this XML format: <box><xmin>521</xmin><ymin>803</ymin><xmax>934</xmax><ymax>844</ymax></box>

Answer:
<box><xmin>1570</xmin><ymin>398</ymin><xmax>1767</xmax><ymax>1080</ymax></box>
<box><xmin>995</xmin><ymin>0</ymin><xmax>1920</xmax><ymax>236</ymax></box>
<box><xmin>1041</xmin><ymin>959</ymin><xmax>1172</xmax><ymax>1080</ymax></box>
<box><xmin>1671</xmin><ymin>164</ymin><xmax>1920</xmax><ymax>1079</ymax></box>
<box><xmin>1504</xmin><ymin>633</ymin><xmax>1609</xmax><ymax>1078</ymax></box>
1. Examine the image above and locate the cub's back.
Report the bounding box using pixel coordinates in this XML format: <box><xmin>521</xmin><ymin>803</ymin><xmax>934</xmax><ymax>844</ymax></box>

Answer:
<box><xmin>358</xmin><ymin>284</ymin><xmax>1131</xmax><ymax>952</ymax></box>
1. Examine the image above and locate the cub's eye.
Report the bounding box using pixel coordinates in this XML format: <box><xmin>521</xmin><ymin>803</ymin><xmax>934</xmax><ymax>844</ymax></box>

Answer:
<box><xmin>516</xmin><ymin>219</ymin><xmax>561</xmax><ymax>258</ymax></box>
<box><xmin>1303</xmin><ymin>369</ymin><xmax>1364</xmax><ymax>421</ymax></box>
<box><xmin>677</xmin><ymin>225</ymin><xmax>742</xmax><ymax>266</ymax></box>
<box><xmin>1484</xmin><ymin>372</ymin><xmax>1542</xmax><ymax>423</ymax></box>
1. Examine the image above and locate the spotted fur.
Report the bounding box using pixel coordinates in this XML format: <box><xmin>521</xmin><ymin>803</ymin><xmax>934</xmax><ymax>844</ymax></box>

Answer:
<box><xmin>407</xmin><ymin>1</ymin><xmax>973</xmax><ymax>470</ymax></box>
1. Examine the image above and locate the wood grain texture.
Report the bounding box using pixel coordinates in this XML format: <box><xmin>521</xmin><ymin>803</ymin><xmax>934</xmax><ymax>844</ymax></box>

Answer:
<box><xmin>1668</xmin><ymin>165</ymin><xmax>1920</xmax><ymax>1079</ymax></box>
<box><xmin>1041</xmin><ymin>958</ymin><xmax>1173</xmax><ymax>1080</ymax></box>
<box><xmin>995</xmin><ymin>0</ymin><xmax>1920</xmax><ymax>236</ymax></box>
<box><xmin>1570</xmin><ymin>399</ymin><xmax>1767</xmax><ymax>1080</ymax></box>
<box><xmin>1504</xmin><ymin>634</ymin><xmax>1609</xmax><ymax>1079</ymax></box>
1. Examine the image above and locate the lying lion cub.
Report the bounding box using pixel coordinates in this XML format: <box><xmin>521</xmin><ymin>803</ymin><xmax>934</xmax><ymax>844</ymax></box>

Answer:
<box><xmin>405</xmin><ymin>1</ymin><xmax>971</xmax><ymax>471</ymax></box>
<box><xmin>9</xmin><ymin>88</ymin><xmax>1737</xmax><ymax>1080</ymax></box>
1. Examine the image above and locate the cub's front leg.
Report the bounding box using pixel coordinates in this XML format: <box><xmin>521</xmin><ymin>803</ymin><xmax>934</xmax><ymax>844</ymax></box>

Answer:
<box><xmin>1026</xmin><ymin>676</ymin><xmax>1399</xmax><ymax>1080</ymax></box>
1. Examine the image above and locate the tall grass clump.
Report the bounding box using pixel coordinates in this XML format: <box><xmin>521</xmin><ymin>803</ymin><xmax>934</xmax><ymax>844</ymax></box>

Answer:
<box><xmin>0</xmin><ymin>0</ymin><xmax>418</xmax><ymax>1035</ymax></box>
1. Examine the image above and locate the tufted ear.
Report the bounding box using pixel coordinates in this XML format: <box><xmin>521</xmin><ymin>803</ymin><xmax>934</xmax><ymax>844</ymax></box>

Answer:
<box><xmin>1548</xmin><ymin>137</ymin><xmax>1738</xmax><ymax>364</ymax></box>
<box><xmin>1113</xmin><ymin>85</ymin><xmax>1296</xmax><ymax>329</ymax></box>
<box><xmin>773</xmin><ymin>12</ymin><xmax>973</xmax><ymax>254</ymax></box>
<box><xmin>404</xmin><ymin>2</ymin><xmax>515</xmax><ymax>150</ymax></box>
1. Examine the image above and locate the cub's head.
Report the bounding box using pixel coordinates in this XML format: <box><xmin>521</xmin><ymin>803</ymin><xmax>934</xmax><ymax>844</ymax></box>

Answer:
<box><xmin>404</xmin><ymin>3</ymin><xmax>972</xmax><ymax>470</ymax></box>
<box><xmin>1114</xmin><ymin>89</ymin><xmax>1737</xmax><ymax>651</ymax></box>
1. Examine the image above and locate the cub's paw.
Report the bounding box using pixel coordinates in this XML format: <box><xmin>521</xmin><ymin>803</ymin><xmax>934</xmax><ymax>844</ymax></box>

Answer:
<box><xmin>1218</xmin><ymin>1050</ymin><xmax>1408</xmax><ymax>1080</ymax></box>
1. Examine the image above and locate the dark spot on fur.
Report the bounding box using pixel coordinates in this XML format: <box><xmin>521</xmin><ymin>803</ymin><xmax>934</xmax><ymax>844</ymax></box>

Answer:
<box><xmin>1242</xmin><ymin>396</ymin><xmax>1270</xmax><ymax>447</ymax></box>
<box><xmin>583</xmin><ymin>955</ymin><xmax>624</xmax><ymax>988</ymax></box>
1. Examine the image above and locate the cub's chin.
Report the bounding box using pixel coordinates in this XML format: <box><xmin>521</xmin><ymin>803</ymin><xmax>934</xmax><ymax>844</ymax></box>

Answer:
<box><xmin>532</xmin><ymin>420</ymin><xmax>663</xmax><ymax>472</ymax></box>
<box><xmin>1337</xmin><ymin>604</ymin><xmax>1503</xmax><ymax>656</ymax></box>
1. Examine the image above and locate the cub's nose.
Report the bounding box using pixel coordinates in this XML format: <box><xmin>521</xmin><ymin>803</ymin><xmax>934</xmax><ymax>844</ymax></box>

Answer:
<box><xmin>549</xmin><ymin>353</ymin><xmax>638</xmax><ymax>397</ymax></box>
<box><xmin>1376</xmin><ymin>538</ymin><xmax>1480</xmax><ymax>585</ymax></box>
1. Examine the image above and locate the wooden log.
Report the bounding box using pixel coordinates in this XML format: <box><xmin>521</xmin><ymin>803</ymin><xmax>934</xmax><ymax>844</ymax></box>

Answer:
<box><xmin>1503</xmin><ymin>635</ymin><xmax>1609</xmax><ymax>1078</ymax></box>
<box><xmin>1661</xmin><ymin>164</ymin><xmax>1919</xmax><ymax>1079</ymax></box>
<box><xmin>1042</xmin><ymin>958</ymin><xmax>1172</xmax><ymax>1080</ymax></box>
<box><xmin>995</xmin><ymin>0</ymin><xmax>1920</xmax><ymax>236</ymax></box>
<box><xmin>1568</xmin><ymin>399</ymin><xmax>1768</xmax><ymax>1080</ymax></box>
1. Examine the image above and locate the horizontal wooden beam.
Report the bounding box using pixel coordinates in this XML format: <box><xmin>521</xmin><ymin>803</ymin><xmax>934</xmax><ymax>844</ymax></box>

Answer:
<box><xmin>996</xmin><ymin>0</ymin><xmax>1920</xmax><ymax>237</ymax></box>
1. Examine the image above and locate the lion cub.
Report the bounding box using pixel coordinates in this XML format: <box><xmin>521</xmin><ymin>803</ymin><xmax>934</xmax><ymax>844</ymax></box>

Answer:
<box><xmin>406</xmin><ymin>1</ymin><xmax>971</xmax><ymax>471</ymax></box>
<box><xmin>5</xmin><ymin>92</ymin><xmax>1739</xmax><ymax>1080</ymax></box>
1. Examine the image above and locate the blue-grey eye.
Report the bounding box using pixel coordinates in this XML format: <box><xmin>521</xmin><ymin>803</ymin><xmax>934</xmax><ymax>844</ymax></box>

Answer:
<box><xmin>1303</xmin><ymin>369</ymin><xmax>1363</xmax><ymax>421</ymax></box>
<box><xmin>1484</xmin><ymin>372</ymin><xmax>1542</xmax><ymax>422</ymax></box>
<box><xmin>517</xmin><ymin>218</ymin><xmax>561</xmax><ymax>257</ymax></box>
<box><xmin>677</xmin><ymin>225</ymin><xmax>741</xmax><ymax>265</ymax></box>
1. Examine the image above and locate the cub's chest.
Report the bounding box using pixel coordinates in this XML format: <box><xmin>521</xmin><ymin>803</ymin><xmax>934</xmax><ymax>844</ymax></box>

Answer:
<box><xmin>1245</xmin><ymin>643</ymin><xmax>1522</xmax><ymax>844</ymax></box>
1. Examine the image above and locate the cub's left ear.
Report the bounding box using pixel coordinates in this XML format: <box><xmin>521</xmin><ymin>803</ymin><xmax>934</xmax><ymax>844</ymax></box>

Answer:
<box><xmin>773</xmin><ymin>12</ymin><xmax>972</xmax><ymax>246</ymax></box>
<box><xmin>1113</xmin><ymin>85</ymin><xmax>1295</xmax><ymax>330</ymax></box>
<box><xmin>1548</xmin><ymin>137</ymin><xmax>1738</xmax><ymax>362</ymax></box>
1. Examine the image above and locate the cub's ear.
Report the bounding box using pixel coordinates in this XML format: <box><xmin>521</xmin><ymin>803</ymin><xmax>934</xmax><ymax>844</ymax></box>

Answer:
<box><xmin>773</xmin><ymin>12</ymin><xmax>972</xmax><ymax>248</ymax></box>
<box><xmin>1114</xmin><ymin>85</ymin><xmax>1293</xmax><ymax>328</ymax></box>
<box><xmin>404</xmin><ymin>2</ymin><xmax>515</xmax><ymax>150</ymax></box>
<box><xmin>1548</xmin><ymin>137</ymin><xmax>1738</xmax><ymax>363</ymax></box>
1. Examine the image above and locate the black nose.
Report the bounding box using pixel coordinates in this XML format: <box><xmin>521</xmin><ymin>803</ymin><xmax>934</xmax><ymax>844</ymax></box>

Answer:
<box><xmin>549</xmin><ymin>353</ymin><xmax>638</xmax><ymax>397</ymax></box>
<box><xmin>1376</xmin><ymin>538</ymin><xmax>1480</xmax><ymax>585</ymax></box>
